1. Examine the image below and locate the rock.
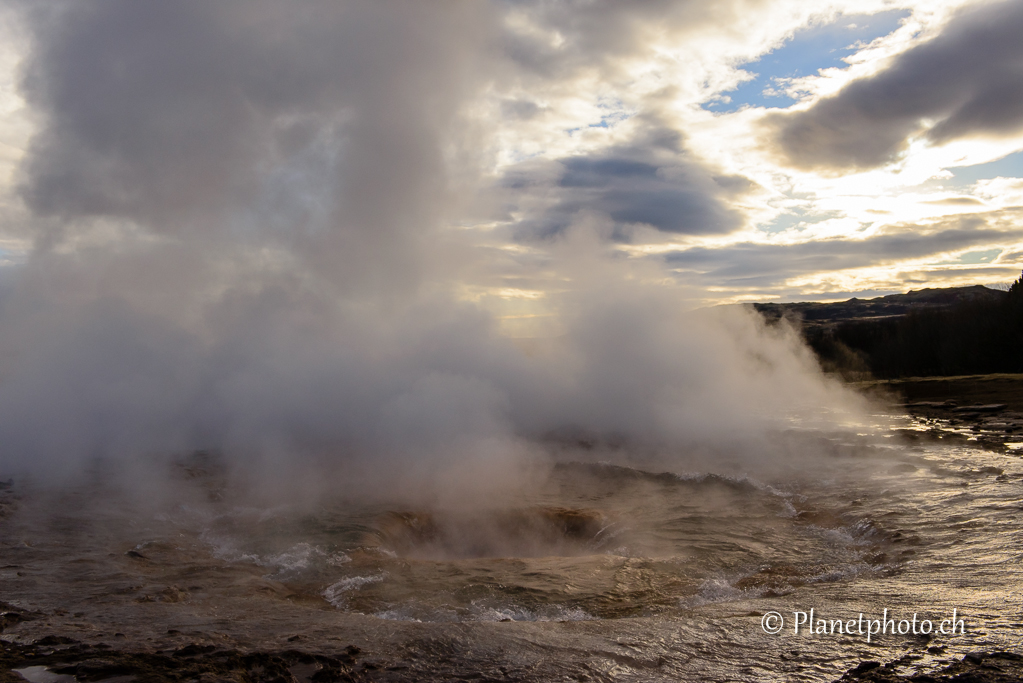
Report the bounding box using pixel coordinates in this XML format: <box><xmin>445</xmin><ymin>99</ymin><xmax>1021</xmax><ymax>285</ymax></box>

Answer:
<box><xmin>197</xmin><ymin>673</ymin><xmax>239</xmax><ymax>683</ymax></box>
<box><xmin>953</xmin><ymin>404</ymin><xmax>1007</xmax><ymax>413</ymax></box>
<box><xmin>32</xmin><ymin>636</ymin><xmax>77</xmax><ymax>646</ymax></box>
<box><xmin>837</xmin><ymin>651</ymin><xmax>1023</xmax><ymax>681</ymax></box>
<box><xmin>0</xmin><ymin>641</ymin><xmax>359</xmax><ymax>683</ymax></box>
<box><xmin>0</xmin><ymin>612</ymin><xmax>24</xmax><ymax>633</ymax></box>
<box><xmin>158</xmin><ymin>585</ymin><xmax>188</xmax><ymax>603</ymax></box>
<box><xmin>173</xmin><ymin>643</ymin><xmax>218</xmax><ymax>657</ymax></box>
<box><xmin>850</xmin><ymin>661</ymin><xmax>881</xmax><ymax>674</ymax></box>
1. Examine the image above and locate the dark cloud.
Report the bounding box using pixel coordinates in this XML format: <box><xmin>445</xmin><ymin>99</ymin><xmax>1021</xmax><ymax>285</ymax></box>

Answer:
<box><xmin>505</xmin><ymin>133</ymin><xmax>750</xmax><ymax>240</ymax></box>
<box><xmin>765</xmin><ymin>0</ymin><xmax>1023</xmax><ymax>170</ymax></box>
<box><xmin>500</xmin><ymin>98</ymin><xmax>543</xmax><ymax>120</ymax></box>
<box><xmin>665</xmin><ymin>214</ymin><xmax>1023</xmax><ymax>287</ymax></box>
<box><xmin>493</xmin><ymin>0</ymin><xmax>765</xmax><ymax>240</ymax></box>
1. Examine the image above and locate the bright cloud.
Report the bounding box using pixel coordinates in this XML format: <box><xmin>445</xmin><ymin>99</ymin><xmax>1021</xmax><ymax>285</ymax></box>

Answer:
<box><xmin>0</xmin><ymin>0</ymin><xmax>1020</xmax><ymax>314</ymax></box>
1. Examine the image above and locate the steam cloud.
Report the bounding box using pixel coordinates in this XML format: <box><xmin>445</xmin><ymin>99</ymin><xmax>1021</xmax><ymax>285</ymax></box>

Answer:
<box><xmin>0</xmin><ymin>1</ymin><xmax>870</xmax><ymax>504</ymax></box>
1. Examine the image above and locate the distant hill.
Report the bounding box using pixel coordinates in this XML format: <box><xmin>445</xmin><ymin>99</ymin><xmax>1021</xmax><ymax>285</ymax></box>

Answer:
<box><xmin>750</xmin><ymin>280</ymin><xmax>1023</xmax><ymax>379</ymax></box>
<box><xmin>751</xmin><ymin>285</ymin><xmax>1006</xmax><ymax>328</ymax></box>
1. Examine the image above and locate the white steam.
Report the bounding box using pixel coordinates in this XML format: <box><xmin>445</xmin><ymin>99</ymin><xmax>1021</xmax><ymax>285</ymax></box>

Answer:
<box><xmin>0</xmin><ymin>0</ymin><xmax>873</xmax><ymax>505</ymax></box>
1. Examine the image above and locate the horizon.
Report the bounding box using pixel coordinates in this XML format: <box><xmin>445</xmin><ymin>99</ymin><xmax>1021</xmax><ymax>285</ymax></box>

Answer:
<box><xmin>747</xmin><ymin>279</ymin><xmax>1016</xmax><ymax>305</ymax></box>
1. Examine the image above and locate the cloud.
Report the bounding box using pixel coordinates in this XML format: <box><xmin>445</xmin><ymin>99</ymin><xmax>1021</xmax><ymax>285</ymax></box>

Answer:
<box><xmin>665</xmin><ymin>212</ymin><xmax>1023</xmax><ymax>287</ymax></box>
<box><xmin>924</xmin><ymin>197</ymin><xmax>985</xmax><ymax>206</ymax></box>
<box><xmin>765</xmin><ymin>0</ymin><xmax>1023</xmax><ymax>170</ymax></box>
<box><xmin>504</xmin><ymin>130</ymin><xmax>752</xmax><ymax>240</ymax></box>
<box><xmin>500</xmin><ymin>0</ymin><xmax>744</xmax><ymax>76</ymax></box>
<box><xmin>11</xmin><ymin>0</ymin><xmax>762</xmax><ymax>264</ymax></box>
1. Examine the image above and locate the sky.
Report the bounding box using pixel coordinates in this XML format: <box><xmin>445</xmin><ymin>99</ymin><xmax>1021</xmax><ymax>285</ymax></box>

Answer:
<box><xmin>0</xmin><ymin>0</ymin><xmax>1017</xmax><ymax>488</ymax></box>
<box><xmin>0</xmin><ymin>0</ymin><xmax>1021</xmax><ymax>323</ymax></box>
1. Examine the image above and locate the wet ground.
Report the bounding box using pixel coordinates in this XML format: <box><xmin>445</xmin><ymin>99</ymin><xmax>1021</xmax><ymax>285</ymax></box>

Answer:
<box><xmin>2</xmin><ymin>385</ymin><xmax>1023</xmax><ymax>682</ymax></box>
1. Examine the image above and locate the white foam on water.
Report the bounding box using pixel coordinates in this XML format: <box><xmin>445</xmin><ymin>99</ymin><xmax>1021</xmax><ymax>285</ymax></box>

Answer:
<box><xmin>372</xmin><ymin>606</ymin><xmax>429</xmax><ymax>622</ymax></box>
<box><xmin>371</xmin><ymin>601</ymin><xmax>596</xmax><ymax>623</ymax></box>
<box><xmin>684</xmin><ymin>577</ymin><xmax>751</xmax><ymax>607</ymax></box>
<box><xmin>468</xmin><ymin>603</ymin><xmax>596</xmax><ymax>623</ymax></box>
<box><xmin>264</xmin><ymin>542</ymin><xmax>326</xmax><ymax>574</ymax></box>
<box><xmin>323</xmin><ymin>573</ymin><xmax>386</xmax><ymax>609</ymax></box>
<box><xmin>201</xmin><ymin>534</ymin><xmax>348</xmax><ymax>578</ymax></box>
<box><xmin>327</xmin><ymin>552</ymin><xmax>352</xmax><ymax>566</ymax></box>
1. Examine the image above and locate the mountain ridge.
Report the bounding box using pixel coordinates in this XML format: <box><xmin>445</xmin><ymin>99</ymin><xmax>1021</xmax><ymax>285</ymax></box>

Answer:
<box><xmin>750</xmin><ymin>284</ymin><xmax>1006</xmax><ymax>327</ymax></box>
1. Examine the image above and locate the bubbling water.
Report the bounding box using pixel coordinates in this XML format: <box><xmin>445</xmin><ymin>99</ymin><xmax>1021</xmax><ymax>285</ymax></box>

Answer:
<box><xmin>2</xmin><ymin>423</ymin><xmax>1022</xmax><ymax>681</ymax></box>
<box><xmin>173</xmin><ymin>458</ymin><xmax>902</xmax><ymax>623</ymax></box>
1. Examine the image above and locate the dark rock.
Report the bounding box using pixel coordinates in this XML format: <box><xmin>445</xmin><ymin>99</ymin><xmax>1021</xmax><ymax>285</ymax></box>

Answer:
<box><xmin>837</xmin><ymin>651</ymin><xmax>1023</xmax><ymax>681</ymax></box>
<box><xmin>53</xmin><ymin>657</ymin><xmax>135</xmax><ymax>680</ymax></box>
<box><xmin>173</xmin><ymin>643</ymin><xmax>217</xmax><ymax>657</ymax></box>
<box><xmin>33</xmin><ymin>636</ymin><xmax>77</xmax><ymax>646</ymax></box>
<box><xmin>851</xmin><ymin>661</ymin><xmax>882</xmax><ymax>674</ymax></box>
<box><xmin>0</xmin><ymin>613</ymin><xmax>24</xmax><ymax>633</ymax></box>
<box><xmin>2</xmin><ymin>641</ymin><xmax>361</xmax><ymax>683</ymax></box>
<box><xmin>954</xmin><ymin>404</ymin><xmax>1007</xmax><ymax>413</ymax></box>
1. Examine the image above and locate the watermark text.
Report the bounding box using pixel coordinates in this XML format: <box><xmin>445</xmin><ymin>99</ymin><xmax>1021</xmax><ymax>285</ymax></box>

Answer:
<box><xmin>761</xmin><ymin>608</ymin><xmax>965</xmax><ymax>643</ymax></box>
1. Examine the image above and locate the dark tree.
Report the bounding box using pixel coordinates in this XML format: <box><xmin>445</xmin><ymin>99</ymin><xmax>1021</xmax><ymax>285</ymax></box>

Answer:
<box><xmin>801</xmin><ymin>271</ymin><xmax>1023</xmax><ymax>378</ymax></box>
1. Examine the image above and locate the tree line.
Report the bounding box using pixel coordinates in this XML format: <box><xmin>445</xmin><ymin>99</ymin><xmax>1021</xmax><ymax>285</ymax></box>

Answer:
<box><xmin>804</xmin><ymin>271</ymin><xmax>1023</xmax><ymax>379</ymax></box>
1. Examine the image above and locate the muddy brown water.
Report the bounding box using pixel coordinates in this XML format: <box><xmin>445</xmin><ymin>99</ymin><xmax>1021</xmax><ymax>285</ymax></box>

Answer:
<box><xmin>1</xmin><ymin>413</ymin><xmax>1022</xmax><ymax>682</ymax></box>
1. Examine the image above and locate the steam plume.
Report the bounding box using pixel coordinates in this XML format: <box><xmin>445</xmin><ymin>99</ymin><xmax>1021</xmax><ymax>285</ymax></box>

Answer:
<box><xmin>0</xmin><ymin>0</ymin><xmax>871</xmax><ymax>503</ymax></box>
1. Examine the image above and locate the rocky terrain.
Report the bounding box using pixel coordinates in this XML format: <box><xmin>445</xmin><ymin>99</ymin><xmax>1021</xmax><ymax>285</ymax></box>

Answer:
<box><xmin>2</xmin><ymin>633</ymin><xmax>1022</xmax><ymax>682</ymax></box>
<box><xmin>837</xmin><ymin>651</ymin><xmax>1023</xmax><ymax>682</ymax></box>
<box><xmin>3</xmin><ymin>376</ymin><xmax>1023</xmax><ymax>682</ymax></box>
<box><xmin>864</xmin><ymin>374</ymin><xmax>1023</xmax><ymax>454</ymax></box>
<box><xmin>0</xmin><ymin>635</ymin><xmax>366</xmax><ymax>683</ymax></box>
